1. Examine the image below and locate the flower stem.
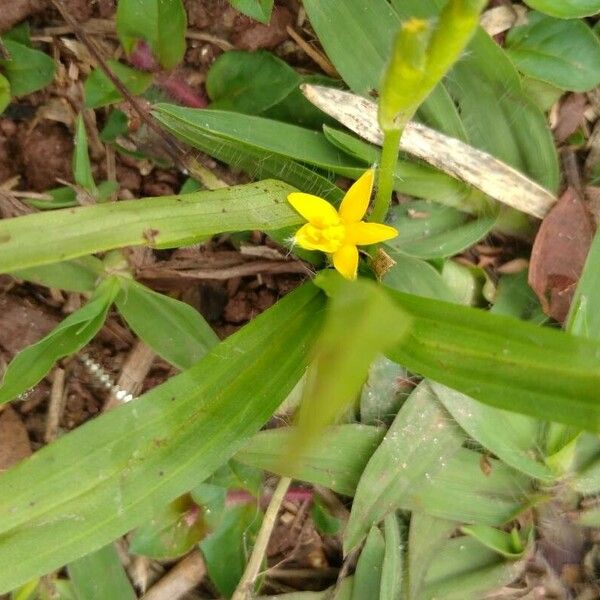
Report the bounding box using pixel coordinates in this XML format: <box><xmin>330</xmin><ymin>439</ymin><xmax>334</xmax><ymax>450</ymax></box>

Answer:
<box><xmin>370</xmin><ymin>128</ymin><xmax>402</xmax><ymax>223</ymax></box>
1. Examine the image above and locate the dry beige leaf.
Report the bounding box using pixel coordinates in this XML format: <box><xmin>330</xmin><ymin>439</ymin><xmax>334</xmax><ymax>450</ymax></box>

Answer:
<box><xmin>301</xmin><ymin>84</ymin><xmax>557</xmax><ymax>219</ymax></box>
<box><xmin>480</xmin><ymin>4</ymin><xmax>527</xmax><ymax>37</ymax></box>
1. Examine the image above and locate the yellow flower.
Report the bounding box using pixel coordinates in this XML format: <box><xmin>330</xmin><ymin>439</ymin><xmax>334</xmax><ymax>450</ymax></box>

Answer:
<box><xmin>287</xmin><ymin>169</ymin><xmax>398</xmax><ymax>280</ymax></box>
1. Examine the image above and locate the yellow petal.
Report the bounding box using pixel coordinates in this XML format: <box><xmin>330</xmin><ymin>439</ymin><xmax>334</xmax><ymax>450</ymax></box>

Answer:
<box><xmin>346</xmin><ymin>222</ymin><xmax>398</xmax><ymax>246</ymax></box>
<box><xmin>333</xmin><ymin>245</ymin><xmax>359</xmax><ymax>280</ymax></box>
<box><xmin>338</xmin><ymin>169</ymin><xmax>375</xmax><ymax>223</ymax></box>
<box><xmin>294</xmin><ymin>223</ymin><xmax>345</xmax><ymax>253</ymax></box>
<box><xmin>288</xmin><ymin>192</ymin><xmax>340</xmax><ymax>227</ymax></box>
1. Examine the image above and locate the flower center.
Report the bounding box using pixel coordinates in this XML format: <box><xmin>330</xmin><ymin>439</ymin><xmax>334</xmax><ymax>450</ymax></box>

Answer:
<box><xmin>302</xmin><ymin>222</ymin><xmax>346</xmax><ymax>253</ymax></box>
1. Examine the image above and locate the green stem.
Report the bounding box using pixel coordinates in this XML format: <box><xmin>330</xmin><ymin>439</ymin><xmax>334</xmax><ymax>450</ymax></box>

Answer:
<box><xmin>370</xmin><ymin>128</ymin><xmax>402</xmax><ymax>223</ymax></box>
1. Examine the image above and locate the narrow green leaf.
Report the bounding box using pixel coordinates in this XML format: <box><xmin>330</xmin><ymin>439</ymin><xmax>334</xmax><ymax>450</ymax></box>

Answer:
<box><xmin>116</xmin><ymin>0</ymin><xmax>187</xmax><ymax>69</ymax></box>
<box><xmin>380</xmin><ymin>514</ymin><xmax>404</xmax><ymax>600</ymax></box>
<box><xmin>344</xmin><ymin>382</ymin><xmax>463</xmax><ymax>552</ymax></box>
<box><xmin>25</xmin><ymin>186</ymin><xmax>77</xmax><ymax>211</ymax></box>
<box><xmin>156</xmin><ymin>114</ymin><xmax>341</xmax><ymax>206</ymax></box>
<box><xmin>153</xmin><ymin>104</ymin><xmax>365</xmax><ymax>178</ymax></box>
<box><xmin>73</xmin><ymin>115</ymin><xmax>97</xmax><ymax>195</ymax></box>
<box><xmin>461</xmin><ymin>524</ymin><xmax>526</xmax><ymax>559</ymax></box>
<box><xmin>0</xmin><ymin>277</ymin><xmax>118</xmax><ymax>404</ymax></box>
<box><xmin>236</xmin><ymin>425</ymin><xmax>384</xmax><ymax>497</ymax></box>
<box><xmin>352</xmin><ymin>526</ymin><xmax>385</xmax><ymax>600</ymax></box>
<box><xmin>257</xmin><ymin>578</ymin><xmax>354</xmax><ymax>600</ymax></box>
<box><xmin>311</xmin><ymin>497</ymin><xmax>342</xmax><ymax>535</ymax></box>
<box><xmin>295</xmin><ymin>274</ymin><xmax>410</xmax><ymax>451</ymax></box>
<box><xmin>506</xmin><ymin>13</ymin><xmax>600</xmax><ymax>92</ymax></box>
<box><xmin>0</xmin><ymin>180</ymin><xmax>301</xmax><ymax>272</ymax></box>
<box><xmin>430</xmin><ymin>382</ymin><xmax>553</xmax><ymax>480</ymax></box>
<box><xmin>0</xmin><ymin>39</ymin><xmax>55</xmax><ymax>96</ymax></box>
<box><xmin>567</xmin><ymin>231</ymin><xmax>600</xmax><ymax>339</ymax></box>
<box><xmin>422</xmin><ymin>537</ymin><xmax>527</xmax><ymax>600</ymax></box>
<box><xmin>407</xmin><ymin>514</ymin><xmax>455</xmax><ymax>600</ymax></box>
<box><xmin>11</xmin><ymin>256</ymin><xmax>103</xmax><ymax>293</ymax></box>
<box><xmin>385</xmin><ymin>287</ymin><xmax>600</xmax><ymax>431</ymax></box>
<box><xmin>0</xmin><ymin>284</ymin><xmax>324</xmax><ymax>592</ymax></box>
<box><xmin>129</xmin><ymin>495</ymin><xmax>206</xmax><ymax>560</ymax></box>
<box><xmin>84</xmin><ymin>61</ymin><xmax>153</xmax><ymax>109</ymax></box>
<box><xmin>116</xmin><ymin>279</ymin><xmax>218</xmax><ymax>370</ymax></box>
<box><xmin>67</xmin><ymin>544</ymin><xmax>136</xmax><ymax>600</ymax></box>
<box><xmin>207</xmin><ymin>50</ymin><xmax>299</xmax><ymax>114</ymax></box>
<box><xmin>228</xmin><ymin>0</ymin><xmax>274</xmax><ymax>23</ymax></box>
<box><xmin>523</xmin><ymin>0</ymin><xmax>600</xmax><ymax>18</ymax></box>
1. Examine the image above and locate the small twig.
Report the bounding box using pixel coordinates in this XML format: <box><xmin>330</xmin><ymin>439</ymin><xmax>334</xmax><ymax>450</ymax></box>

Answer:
<box><xmin>104</xmin><ymin>341</ymin><xmax>156</xmax><ymax>411</ymax></box>
<box><xmin>285</xmin><ymin>26</ymin><xmax>338</xmax><ymax>78</ymax></box>
<box><xmin>44</xmin><ymin>367</ymin><xmax>66</xmax><ymax>443</ymax></box>
<box><xmin>232</xmin><ymin>477</ymin><xmax>292</xmax><ymax>600</ymax></box>
<box><xmin>141</xmin><ymin>550</ymin><xmax>206</xmax><ymax>600</ymax></box>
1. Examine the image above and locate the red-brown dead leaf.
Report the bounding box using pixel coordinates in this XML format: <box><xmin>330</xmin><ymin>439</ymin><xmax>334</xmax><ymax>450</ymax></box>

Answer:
<box><xmin>554</xmin><ymin>94</ymin><xmax>588</xmax><ymax>144</ymax></box>
<box><xmin>0</xmin><ymin>406</ymin><xmax>32</xmax><ymax>470</ymax></box>
<box><xmin>529</xmin><ymin>188</ymin><xmax>595</xmax><ymax>323</ymax></box>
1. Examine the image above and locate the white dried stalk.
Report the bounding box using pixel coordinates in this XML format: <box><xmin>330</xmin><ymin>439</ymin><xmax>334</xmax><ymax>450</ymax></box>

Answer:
<box><xmin>302</xmin><ymin>84</ymin><xmax>556</xmax><ymax>219</ymax></box>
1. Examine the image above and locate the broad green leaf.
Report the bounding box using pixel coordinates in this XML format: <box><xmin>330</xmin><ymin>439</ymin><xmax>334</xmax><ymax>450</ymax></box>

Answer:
<box><xmin>0</xmin><ymin>277</ymin><xmax>118</xmax><ymax>404</ymax></box>
<box><xmin>522</xmin><ymin>76</ymin><xmax>564</xmax><ymax>112</ymax></box>
<box><xmin>352</xmin><ymin>526</ymin><xmax>384</xmax><ymax>600</ymax></box>
<box><xmin>505</xmin><ymin>13</ymin><xmax>600</xmax><ymax>92</ymax></box>
<box><xmin>207</xmin><ymin>50</ymin><xmax>299</xmax><ymax>114</ymax></box>
<box><xmin>240</xmin><ymin>425</ymin><xmax>531</xmax><ymax>524</ymax></box>
<box><xmin>116</xmin><ymin>279</ymin><xmax>218</xmax><ymax>370</ymax></box>
<box><xmin>67</xmin><ymin>544</ymin><xmax>136</xmax><ymax>600</ymax></box>
<box><xmin>228</xmin><ymin>0</ymin><xmax>273</xmax><ymax>23</ymax></box>
<box><xmin>153</xmin><ymin>104</ymin><xmax>364</xmax><ymax>178</ymax></box>
<box><xmin>491</xmin><ymin>271</ymin><xmax>547</xmax><ymax>325</ymax></box>
<box><xmin>359</xmin><ymin>356</ymin><xmax>409</xmax><ymax>427</ymax></box>
<box><xmin>445</xmin><ymin>30</ymin><xmax>559</xmax><ymax>192</ymax></box>
<box><xmin>345</xmin><ymin>382</ymin><xmax>463</xmax><ymax>552</ymax></box>
<box><xmin>380</xmin><ymin>514</ymin><xmax>404</xmax><ymax>600</ymax></box>
<box><xmin>116</xmin><ymin>0</ymin><xmax>186</xmax><ymax>69</ymax></box>
<box><xmin>567</xmin><ymin>434</ymin><xmax>600</xmax><ymax>494</ymax></box>
<box><xmin>0</xmin><ymin>180</ymin><xmax>301</xmax><ymax>272</ymax></box>
<box><xmin>567</xmin><ymin>231</ymin><xmax>600</xmax><ymax>340</ymax></box>
<box><xmin>407</xmin><ymin>514</ymin><xmax>455</xmax><ymax>600</ymax></box>
<box><xmin>73</xmin><ymin>115</ymin><xmax>97</xmax><ymax>195</ymax></box>
<box><xmin>153</xmin><ymin>107</ymin><xmax>343</xmax><ymax>203</ymax></box>
<box><xmin>383</xmin><ymin>252</ymin><xmax>456</xmax><ymax>303</ymax></box>
<box><xmin>84</xmin><ymin>61</ymin><xmax>153</xmax><ymax>109</ymax></box>
<box><xmin>430</xmin><ymin>382</ymin><xmax>553</xmax><ymax>480</ymax></box>
<box><xmin>200</xmin><ymin>503</ymin><xmax>262</xmax><ymax>598</ymax></box>
<box><xmin>129</xmin><ymin>495</ymin><xmax>206</xmax><ymax>559</ymax></box>
<box><xmin>461</xmin><ymin>524</ymin><xmax>526</xmax><ymax>559</ymax></box>
<box><xmin>384</xmin><ymin>287</ymin><xmax>600</xmax><ymax>431</ymax></box>
<box><xmin>422</xmin><ymin>537</ymin><xmax>526</xmax><ymax>599</ymax></box>
<box><xmin>236</xmin><ymin>425</ymin><xmax>384</xmax><ymax>497</ymax></box>
<box><xmin>0</xmin><ymin>73</ymin><xmax>9</xmax><ymax>114</ymax></box>
<box><xmin>440</xmin><ymin>261</ymin><xmax>483</xmax><ymax>307</ymax></box>
<box><xmin>385</xmin><ymin>201</ymin><xmax>497</xmax><ymax>260</ymax></box>
<box><xmin>11</xmin><ymin>256</ymin><xmax>103</xmax><ymax>293</ymax></box>
<box><xmin>523</xmin><ymin>0</ymin><xmax>600</xmax><ymax>18</ymax></box>
<box><xmin>0</xmin><ymin>39</ymin><xmax>55</xmax><ymax>96</ymax></box>
<box><xmin>0</xmin><ymin>284</ymin><xmax>324</xmax><ymax>592</ymax></box>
